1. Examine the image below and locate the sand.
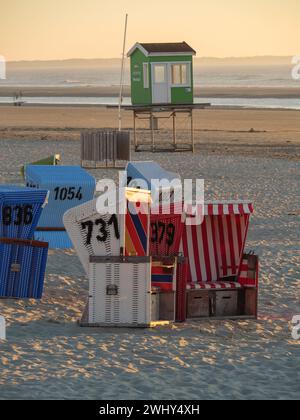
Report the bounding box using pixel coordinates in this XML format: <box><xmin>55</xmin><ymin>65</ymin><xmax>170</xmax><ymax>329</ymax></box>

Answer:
<box><xmin>0</xmin><ymin>106</ymin><xmax>299</xmax><ymax>162</ymax></box>
<box><xmin>0</xmin><ymin>106</ymin><xmax>299</xmax><ymax>400</ymax></box>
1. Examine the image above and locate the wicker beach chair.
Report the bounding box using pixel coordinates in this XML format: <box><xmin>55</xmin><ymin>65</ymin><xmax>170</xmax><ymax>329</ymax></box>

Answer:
<box><xmin>64</xmin><ymin>188</ymin><xmax>151</xmax><ymax>276</ymax></box>
<box><xmin>0</xmin><ymin>238</ymin><xmax>48</xmax><ymax>299</ymax></box>
<box><xmin>182</xmin><ymin>202</ymin><xmax>259</xmax><ymax>319</ymax></box>
<box><xmin>125</xmin><ymin>161</ymin><xmax>184</xmax><ymax>257</ymax></box>
<box><xmin>64</xmin><ymin>198</ymin><xmax>123</xmax><ymax>276</ymax></box>
<box><xmin>25</xmin><ymin>166</ymin><xmax>96</xmax><ymax>249</ymax></box>
<box><xmin>0</xmin><ymin>185</ymin><xmax>49</xmax><ymax>240</ymax></box>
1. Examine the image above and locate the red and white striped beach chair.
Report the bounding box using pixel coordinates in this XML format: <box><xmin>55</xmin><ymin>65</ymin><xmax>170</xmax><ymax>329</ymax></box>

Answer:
<box><xmin>181</xmin><ymin>202</ymin><xmax>259</xmax><ymax>319</ymax></box>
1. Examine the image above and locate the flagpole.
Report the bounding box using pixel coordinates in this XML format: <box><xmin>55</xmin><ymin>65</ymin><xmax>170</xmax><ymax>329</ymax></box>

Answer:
<box><xmin>118</xmin><ymin>13</ymin><xmax>128</xmax><ymax>132</ymax></box>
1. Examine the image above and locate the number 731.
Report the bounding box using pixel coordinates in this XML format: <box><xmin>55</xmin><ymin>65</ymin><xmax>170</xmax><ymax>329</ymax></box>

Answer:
<box><xmin>81</xmin><ymin>214</ymin><xmax>120</xmax><ymax>246</ymax></box>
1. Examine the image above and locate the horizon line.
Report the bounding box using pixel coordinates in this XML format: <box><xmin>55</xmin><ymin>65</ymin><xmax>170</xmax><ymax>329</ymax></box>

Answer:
<box><xmin>5</xmin><ymin>55</ymin><xmax>294</xmax><ymax>64</ymax></box>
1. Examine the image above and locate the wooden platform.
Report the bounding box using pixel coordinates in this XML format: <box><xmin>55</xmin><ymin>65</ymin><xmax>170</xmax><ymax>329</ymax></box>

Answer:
<box><xmin>123</xmin><ymin>103</ymin><xmax>211</xmax><ymax>153</ymax></box>
<box><xmin>122</xmin><ymin>103</ymin><xmax>211</xmax><ymax>112</ymax></box>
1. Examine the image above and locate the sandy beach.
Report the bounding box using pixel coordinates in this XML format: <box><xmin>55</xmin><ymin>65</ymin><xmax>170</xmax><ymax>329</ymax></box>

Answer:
<box><xmin>0</xmin><ymin>105</ymin><xmax>299</xmax><ymax>400</ymax></box>
<box><xmin>0</xmin><ymin>105</ymin><xmax>299</xmax><ymax>161</ymax></box>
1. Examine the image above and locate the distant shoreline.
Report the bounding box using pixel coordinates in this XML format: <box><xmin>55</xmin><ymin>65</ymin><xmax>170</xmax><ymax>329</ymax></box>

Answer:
<box><xmin>1</xmin><ymin>85</ymin><xmax>300</xmax><ymax>99</ymax></box>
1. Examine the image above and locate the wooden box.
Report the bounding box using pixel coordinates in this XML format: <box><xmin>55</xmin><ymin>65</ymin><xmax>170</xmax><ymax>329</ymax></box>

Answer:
<box><xmin>187</xmin><ymin>291</ymin><xmax>210</xmax><ymax>318</ymax></box>
<box><xmin>215</xmin><ymin>291</ymin><xmax>238</xmax><ymax>317</ymax></box>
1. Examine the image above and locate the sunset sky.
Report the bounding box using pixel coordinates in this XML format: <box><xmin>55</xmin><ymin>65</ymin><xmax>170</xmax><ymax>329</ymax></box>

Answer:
<box><xmin>1</xmin><ymin>0</ymin><xmax>299</xmax><ymax>61</ymax></box>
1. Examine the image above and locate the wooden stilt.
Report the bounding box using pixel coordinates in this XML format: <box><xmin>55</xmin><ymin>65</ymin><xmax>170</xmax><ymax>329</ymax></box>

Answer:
<box><xmin>133</xmin><ymin>110</ymin><xmax>137</xmax><ymax>151</ymax></box>
<box><xmin>151</xmin><ymin>111</ymin><xmax>155</xmax><ymax>152</ymax></box>
<box><xmin>173</xmin><ymin>111</ymin><xmax>176</xmax><ymax>150</ymax></box>
<box><xmin>191</xmin><ymin>109</ymin><xmax>195</xmax><ymax>153</ymax></box>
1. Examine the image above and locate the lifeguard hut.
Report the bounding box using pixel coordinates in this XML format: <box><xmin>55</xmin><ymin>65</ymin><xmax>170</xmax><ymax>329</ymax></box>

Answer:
<box><xmin>126</xmin><ymin>42</ymin><xmax>209</xmax><ymax>152</ymax></box>
<box><xmin>127</xmin><ymin>42</ymin><xmax>196</xmax><ymax>106</ymax></box>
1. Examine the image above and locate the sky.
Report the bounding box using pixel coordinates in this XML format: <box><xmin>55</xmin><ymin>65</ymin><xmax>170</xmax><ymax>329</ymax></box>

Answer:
<box><xmin>0</xmin><ymin>0</ymin><xmax>299</xmax><ymax>61</ymax></box>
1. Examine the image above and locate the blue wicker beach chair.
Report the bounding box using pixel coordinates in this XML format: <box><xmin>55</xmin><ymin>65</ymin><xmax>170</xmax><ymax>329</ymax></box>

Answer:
<box><xmin>126</xmin><ymin>161</ymin><xmax>179</xmax><ymax>189</ymax></box>
<box><xmin>0</xmin><ymin>185</ymin><xmax>49</xmax><ymax>240</ymax></box>
<box><xmin>0</xmin><ymin>238</ymin><xmax>48</xmax><ymax>299</ymax></box>
<box><xmin>25</xmin><ymin>166</ymin><xmax>96</xmax><ymax>249</ymax></box>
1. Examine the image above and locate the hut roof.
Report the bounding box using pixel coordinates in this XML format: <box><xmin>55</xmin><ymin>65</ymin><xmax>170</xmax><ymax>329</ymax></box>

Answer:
<box><xmin>127</xmin><ymin>42</ymin><xmax>196</xmax><ymax>57</ymax></box>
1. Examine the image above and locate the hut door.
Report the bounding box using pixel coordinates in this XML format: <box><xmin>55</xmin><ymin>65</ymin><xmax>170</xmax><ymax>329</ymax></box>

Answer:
<box><xmin>152</xmin><ymin>64</ymin><xmax>170</xmax><ymax>104</ymax></box>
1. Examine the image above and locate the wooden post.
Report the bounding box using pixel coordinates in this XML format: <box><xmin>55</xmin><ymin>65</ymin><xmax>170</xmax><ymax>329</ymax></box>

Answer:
<box><xmin>191</xmin><ymin>109</ymin><xmax>195</xmax><ymax>153</ymax></box>
<box><xmin>151</xmin><ymin>111</ymin><xmax>155</xmax><ymax>152</ymax></box>
<box><xmin>173</xmin><ymin>111</ymin><xmax>176</xmax><ymax>150</ymax></box>
<box><xmin>133</xmin><ymin>110</ymin><xmax>137</xmax><ymax>151</ymax></box>
<box><xmin>118</xmin><ymin>14</ymin><xmax>128</xmax><ymax>132</ymax></box>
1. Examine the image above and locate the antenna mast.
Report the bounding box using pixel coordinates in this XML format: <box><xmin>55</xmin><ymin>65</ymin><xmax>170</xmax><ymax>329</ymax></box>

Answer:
<box><xmin>118</xmin><ymin>13</ymin><xmax>128</xmax><ymax>132</ymax></box>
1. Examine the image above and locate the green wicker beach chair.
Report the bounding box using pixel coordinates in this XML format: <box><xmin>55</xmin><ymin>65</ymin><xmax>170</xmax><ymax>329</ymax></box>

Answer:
<box><xmin>21</xmin><ymin>154</ymin><xmax>61</xmax><ymax>179</ymax></box>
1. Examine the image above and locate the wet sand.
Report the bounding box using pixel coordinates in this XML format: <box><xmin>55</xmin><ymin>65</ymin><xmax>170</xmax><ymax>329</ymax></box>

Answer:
<box><xmin>1</xmin><ymin>85</ymin><xmax>300</xmax><ymax>98</ymax></box>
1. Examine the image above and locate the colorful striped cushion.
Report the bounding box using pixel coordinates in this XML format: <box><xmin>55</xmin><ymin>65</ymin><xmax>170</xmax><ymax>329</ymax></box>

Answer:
<box><xmin>187</xmin><ymin>282</ymin><xmax>242</xmax><ymax>290</ymax></box>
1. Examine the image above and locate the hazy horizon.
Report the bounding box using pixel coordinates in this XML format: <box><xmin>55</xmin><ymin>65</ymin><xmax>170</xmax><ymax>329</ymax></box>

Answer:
<box><xmin>5</xmin><ymin>56</ymin><xmax>295</xmax><ymax>66</ymax></box>
<box><xmin>1</xmin><ymin>0</ymin><xmax>299</xmax><ymax>61</ymax></box>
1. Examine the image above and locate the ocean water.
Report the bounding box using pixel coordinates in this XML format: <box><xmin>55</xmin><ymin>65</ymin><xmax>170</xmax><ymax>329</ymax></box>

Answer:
<box><xmin>1</xmin><ymin>62</ymin><xmax>298</xmax><ymax>88</ymax></box>
<box><xmin>1</xmin><ymin>61</ymin><xmax>299</xmax><ymax>109</ymax></box>
<box><xmin>0</xmin><ymin>95</ymin><xmax>300</xmax><ymax>110</ymax></box>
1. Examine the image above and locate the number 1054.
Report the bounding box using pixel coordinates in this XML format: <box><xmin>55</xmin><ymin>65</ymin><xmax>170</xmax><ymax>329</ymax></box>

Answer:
<box><xmin>54</xmin><ymin>187</ymin><xmax>83</xmax><ymax>201</ymax></box>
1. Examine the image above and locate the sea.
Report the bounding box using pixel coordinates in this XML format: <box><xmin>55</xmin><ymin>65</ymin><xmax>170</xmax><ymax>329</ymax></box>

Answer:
<box><xmin>1</xmin><ymin>60</ymin><xmax>299</xmax><ymax>110</ymax></box>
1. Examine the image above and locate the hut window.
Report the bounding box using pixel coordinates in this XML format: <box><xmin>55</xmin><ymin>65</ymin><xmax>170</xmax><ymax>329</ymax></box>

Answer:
<box><xmin>143</xmin><ymin>63</ymin><xmax>149</xmax><ymax>88</ymax></box>
<box><xmin>172</xmin><ymin>64</ymin><xmax>189</xmax><ymax>85</ymax></box>
<box><xmin>154</xmin><ymin>65</ymin><xmax>166</xmax><ymax>83</ymax></box>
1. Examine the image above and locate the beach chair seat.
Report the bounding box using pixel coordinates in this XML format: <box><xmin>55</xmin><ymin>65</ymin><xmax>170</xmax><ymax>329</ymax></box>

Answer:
<box><xmin>0</xmin><ymin>185</ymin><xmax>49</xmax><ymax>240</ymax></box>
<box><xmin>0</xmin><ymin>237</ymin><xmax>48</xmax><ymax>299</ymax></box>
<box><xmin>25</xmin><ymin>166</ymin><xmax>96</xmax><ymax>249</ymax></box>
<box><xmin>187</xmin><ymin>281</ymin><xmax>242</xmax><ymax>290</ymax></box>
<box><xmin>151</xmin><ymin>256</ymin><xmax>188</xmax><ymax>322</ymax></box>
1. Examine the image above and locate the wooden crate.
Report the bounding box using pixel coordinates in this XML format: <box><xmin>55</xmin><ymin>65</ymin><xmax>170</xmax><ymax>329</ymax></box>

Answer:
<box><xmin>215</xmin><ymin>291</ymin><xmax>238</xmax><ymax>317</ymax></box>
<box><xmin>187</xmin><ymin>291</ymin><xmax>210</xmax><ymax>318</ymax></box>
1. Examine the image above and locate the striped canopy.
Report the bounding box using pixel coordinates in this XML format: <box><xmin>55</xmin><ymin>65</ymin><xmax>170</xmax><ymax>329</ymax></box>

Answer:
<box><xmin>181</xmin><ymin>202</ymin><xmax>254</xmax><ymax>284</ymax></box>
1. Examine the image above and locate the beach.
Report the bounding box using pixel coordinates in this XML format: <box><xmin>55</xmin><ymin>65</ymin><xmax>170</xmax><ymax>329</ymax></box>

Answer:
<box><xmin>0</xmin><ymin>104</ymin><xmax>299</xmax><ymax>400</ymax></box>
<box><xmin>0</xmin><ymin>105</ymin><xmax>300</xmax><ymax>161</ymax></box>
